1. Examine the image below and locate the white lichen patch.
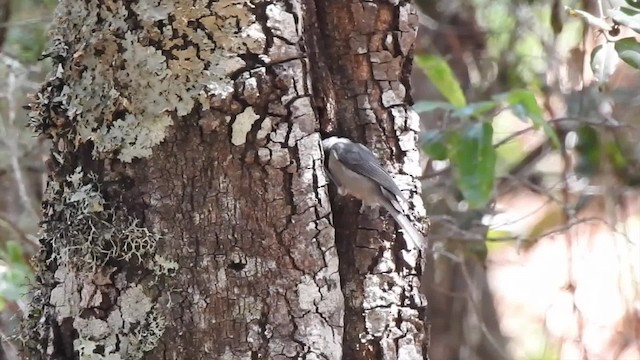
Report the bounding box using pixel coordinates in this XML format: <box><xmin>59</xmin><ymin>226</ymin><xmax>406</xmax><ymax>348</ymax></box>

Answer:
<box><xmin>266</xmin><ymin>3</ymin><xmax>299</xmax><ymax>43</ymax></box>
<box><xmin>93</xmin><ymin>114</ymin><xmax>174</xmax><ymax>163</ymax></box>
<box><xmin>364</xmin><ymin>306</ymin><xmax>399</xmax><ymax>338</ymax></box>
<box><xmin>153</xmin><ymin>255</ymin><xmax>179</xmax><ymax>277</ymax></box>
<box><xmin>129</xmin><ymin>306</ymin><xmax>167</xmax><ymax>356</ymax></box>
<box><xmin>291</xmin><ymin>314</ymin><xmax>334</xmax><ymax>357</ymax></box>
<box><xmin>246</xmin><ymin>322</ymin><xmax>265</xmax><ymax>351</ymax></box>
<box><xmin>107</xmin><ymin>309</ymin><xmax>124</xmax><ymax>330</ymax></box>
<box><xmin>120</xmin><ymin>285</ymin><xmax>153</xmax><ymax>323</ymax></box>
<box><xmin>363</xmin><ymin>274</ymin><xmax>403</xmax><ymax>309</ymax></box>
<box><xmin>49</xmin><ymin>267</ymin><xmax>80</xmax><ymax>319</ymax></box>
<box><xmin>215</xmin><ymin>268</ymin><xmax>228</xmax><ymax>288</ymax></box>
<box><xmin>297</xmin><ymin>275</ymin><xmax>321</xmax><ymax>311</ymax></box>
<box><xmin>67</xmin><ymin>31</ymin><xmax>180</xmax><ymax>162</ymax></box>
<box><xmin>27</xmin><ymin>165</ymin><xmax>177</xmax><ymax>359</ymax></box>
<box><xmin>289</xmin><ymin>232</ymin><xmax>343</xmax><ymax>359</ymax></box>
<box><xmin>70</xmin><ymin>285</ymin><xmax>167</xmax><ymax>358</ymax></box>
<box><xmin>74</xmin><ymin>318</ymin><xmax>111</xmax><ymax>340</ymax></box>
<box><xmin>131</xmin><ymin>2</ymin><xmax>174</xmax><ymax>21</ymax></box>
<box><xmin>220</xmin><ymin>347</ymin><xmax>251</xmax><ymax>360</ymax></box>
<box><xmin>315</xmin><ymin>267</ymin><xmax>343</xmax><ymax>326</ymax></box>
<box><xmin>231</xmin><ymin>107</ymin><xmax>260</xmax><ymax>145</ymax></box>
<box><xmin>35</xmin><ymin>0</ymin><xmax>269</xmax><ymax>162</ymax></box>
<box><xmin>75</xmin><ymin>338</ymin><xmax>123</xmax><ymax>360</ymax></box>
<box><xmin>256</xmin><ymin>117</ymin><xmax>274</xmax><ymax>140</ymax></box>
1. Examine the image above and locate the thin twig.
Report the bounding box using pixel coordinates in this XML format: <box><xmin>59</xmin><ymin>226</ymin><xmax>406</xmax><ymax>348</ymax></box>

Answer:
<box><xmin>459</xmin><ymin>261</ymin><xmax>512</xmax><ymax>360</ymax></box>
<box><xmin>0</xmin><ymin>16</ymin><xmax>53</xmax><ymax>29</ymax></box>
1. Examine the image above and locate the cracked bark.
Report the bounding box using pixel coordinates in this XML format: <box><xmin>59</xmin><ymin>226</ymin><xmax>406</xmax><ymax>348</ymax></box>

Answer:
<box><xmin>307</xmin><ymin>1</ymin><xmax>428</xmax><ymax>359</ymax></box>
<box><xmin>24</xmin><ymin>0</ymin><xmax>427</xmax><ymax>359</ymax></box>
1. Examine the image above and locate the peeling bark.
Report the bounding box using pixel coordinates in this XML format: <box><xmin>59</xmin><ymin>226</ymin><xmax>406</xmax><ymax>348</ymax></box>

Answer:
<box><xmin>24</xmin><ymin>0</ymin><xmax>426</xmax><ymax>359</ymax></box>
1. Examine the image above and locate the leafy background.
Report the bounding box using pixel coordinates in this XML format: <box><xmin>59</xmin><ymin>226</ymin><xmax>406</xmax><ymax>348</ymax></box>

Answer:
<box><xmin>1</xmin><ymin>0</ymin><xmax>640</xmax><ymax>359</ymax></box>
<box><xmin>0</xmin><ymin>1</ymin><xmax>54</xmax><ymax>358</ymax></box>
<box><xmin>415</xmin><ymin>0</ymin><xmax>640</xmax><ymax>359</ymax></box>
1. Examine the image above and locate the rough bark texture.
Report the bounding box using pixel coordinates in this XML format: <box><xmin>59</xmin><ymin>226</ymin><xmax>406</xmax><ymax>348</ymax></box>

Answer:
<box><xmin>24</xmin><ymin>0</ymin><xmax>342</xmax><ymax>358</ymax></box>
<box><xmin>23</xmin><ymin>0</ymin><xmax>426</xmax><ymax>359</ymax></box>
<box><xmin>307</xmin><ymin>1</ymin><xmax>429</xmax><ymax>359</ymax></box>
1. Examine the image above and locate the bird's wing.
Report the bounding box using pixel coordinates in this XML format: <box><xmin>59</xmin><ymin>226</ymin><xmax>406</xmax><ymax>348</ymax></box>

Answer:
<box><xmin>333</xmin><ymin>142</ymin><xmax>408</xmax><ymax>204</ymax></box>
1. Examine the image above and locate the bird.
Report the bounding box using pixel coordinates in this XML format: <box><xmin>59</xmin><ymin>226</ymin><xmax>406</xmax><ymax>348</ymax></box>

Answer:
<box><xmin>322</xmin><ymin>136</ymin><xmax>424</xmax><ymax>251</ymax></box>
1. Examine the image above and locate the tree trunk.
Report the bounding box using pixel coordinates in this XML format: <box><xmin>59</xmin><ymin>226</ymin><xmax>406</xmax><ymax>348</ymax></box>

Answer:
<box><xmin>23</xmin><ymin>0</ymin><xmax>427</xmax><ymax>359</ymax></box>
<box><xmin>306</xmin><ymin>1</ymin><xmax>428</xmax><ymax>359</ymax></box>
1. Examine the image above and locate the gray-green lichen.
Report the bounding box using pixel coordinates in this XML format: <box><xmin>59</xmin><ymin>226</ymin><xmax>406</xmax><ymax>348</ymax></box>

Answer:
<box><xmin>73</xmin><ymin>298</ymin><xmax>166</xmax><ymax>360</ymax></box>
<box><xmin>31</xmin><ymin>0</ymin><xmax>268</xmax><ymax>162</ymax></box>
<box><xmin>44</xmin><ymin>167</ymin><xmax>159</xmax><ymax>269</ymax></box>
<box><xmin>25</xmin><ymin>0</ymin><xmax>275</xmax><ymax>357</ymax></box>
<box><xmin>25</xmin><ymin>0</ymin><xmax>350</xmax><ymax>358</ymax></box>
<box><xmin>27</xmin><ymin>165</ymin><xmax>174</xmax><ymax>359</ymax></box>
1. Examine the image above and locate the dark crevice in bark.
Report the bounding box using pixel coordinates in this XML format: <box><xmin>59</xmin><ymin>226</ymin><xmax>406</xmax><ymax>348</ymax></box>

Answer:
<box><xmin>301</xmin><ymin>0</ymin><xmax>338</xmax><ymax>133</ymax></box>
<box><xmin>50</xmin><ymin>317</ymin><xmax>76</xmax><ymax>359</ymax></box>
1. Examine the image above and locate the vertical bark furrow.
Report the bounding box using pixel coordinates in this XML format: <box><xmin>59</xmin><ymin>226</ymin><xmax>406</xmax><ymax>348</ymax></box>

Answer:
<box><xmin>304</xmin><ymin>0</ymin><xmax>428</xmax><ymax>359</ymax></box>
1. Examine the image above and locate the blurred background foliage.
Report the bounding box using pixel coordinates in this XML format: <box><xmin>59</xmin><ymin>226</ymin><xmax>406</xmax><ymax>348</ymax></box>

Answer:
<box><xmin>0</xmin><ymin>0</ymin><xmax>639</xmax><ymax>359</ymax></box>
<box><xmin>0</xmin><ymin>0</ymin><xmax>54</xmax><ymax>358</ymax></box>
<box><xmin>414</xmin><ymin>0</ymin><xmax>640</xmax><ymax>359</ymax></box>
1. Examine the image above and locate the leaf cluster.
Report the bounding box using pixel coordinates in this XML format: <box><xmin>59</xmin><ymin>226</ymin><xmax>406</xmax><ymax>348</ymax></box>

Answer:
<box><xmin>568</xmin><ymin>0</ymin><xmax>640</xmax><ymax>83</ymax></box>
<box><xmin>415</xmin><ymin>55</ymin><xmax>559</xmax><ymax>209</ymax></box>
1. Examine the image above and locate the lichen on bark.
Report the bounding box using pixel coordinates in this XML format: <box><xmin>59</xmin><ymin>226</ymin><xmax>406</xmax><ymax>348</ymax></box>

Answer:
<box><xmin>24</xmin><ymin>0</ymin><xmax>427</xmax><ymax>358</ymax></box>
<box><xmin>25</xmin><ymin>0</ymin><xmax>344</xmax><ymax>359</ymax></box>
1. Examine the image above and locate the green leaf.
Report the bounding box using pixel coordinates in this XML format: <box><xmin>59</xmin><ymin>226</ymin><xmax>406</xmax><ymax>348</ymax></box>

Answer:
<box><xmin>0</xmin><ymin>277</ymin><xmax>25</xmax><ymax>301</ymax></box>
<box><xmin>626</xmin><ymin>0</ymin><xmax>640</xmax><ymax>9</ymax></box>
<box><xmin>415</xmin><ymin>55</ymin><xmax>467</xmax><ymax>108</ymax></box>
<box><xmin>615</xmin><ymin>37</ymin><xmax>640</xmax><ymax>68</ymax></box>
<box><xmin>451</xmin><ymin>101</ymin><xmax>498</xmax><ymax>118</ymax></box>
<box><xmin>574</xmin><ymin>125</ymin><xmax>601</xmax><ymax>176</ymax></box>
<box><xmin>497</xmin><ymin>89</ymin><xmax>561</xmax><ymax>148</ymax></box>
<box><xmin>0</xmin><ymin>264</ymin><xmax>30</xmax><ymax>301</ymax></box>
<box><xmin>412</xmin><ymin>101</ymin><xmax>453</xmax><ymax>113</ymax></box>
<box><xmin>5</xmin><ymin>241</ymin><xmax>24</xmax><ymax>265</ymax></box>
<box><xmin>448</xmin><ymin>123</ymin><xmax>497</xmax><ymax>208</ymax></box>
<box><xmin>419</xmin><ymin>130</ymin><xmax>449</xmax><ymax>160</ymax></box>
<box><xmin>502</xmin><ymin>89</ymin><xmax>544</xmax><ymax>120</ymax></box>
<box><xmin>608</xmin><ymin>7</ymin><xmax>640</xmax><ymax>33</ymax></box>
<box><xmin>5</xmin><ymin>25</ymin><xmax>49</xmax><ymax>64</ymax></box>
<box><xmin>605</xmin><ymin>140</ymin><xmax>628</xmax><ymax>170</ymax></box>
<box><xmin>413</xmin><ymin>100</ymin><xmax>497</xmax><ymax>119</ymax></box>
<box><xmin>591</xmin><ymin>43</ymin><xmax>620</xmax><ymax>83</ymax></box>
<box><xmin>486</xmin><ymin>230</ymin><xmax>515</xmax><ymax>251</ymax></box>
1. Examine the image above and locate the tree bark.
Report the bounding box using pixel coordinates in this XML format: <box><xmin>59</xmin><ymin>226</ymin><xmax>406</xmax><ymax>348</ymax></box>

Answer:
<box><xmin>23</xmin><ymin>0</ymin><xmax>427</xmax><ymax>359</ymax></box>
<box><xmin>306</xmin><ymin>1</ymin><xmax>428</xmax><ymax>359</ymax></box>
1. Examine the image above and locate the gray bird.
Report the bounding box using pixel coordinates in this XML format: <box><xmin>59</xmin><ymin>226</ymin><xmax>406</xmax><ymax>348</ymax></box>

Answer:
<box><xmin>322</xmin><ymin>136</ymin><xmax>424</xmax><ymax>251</ymax></box>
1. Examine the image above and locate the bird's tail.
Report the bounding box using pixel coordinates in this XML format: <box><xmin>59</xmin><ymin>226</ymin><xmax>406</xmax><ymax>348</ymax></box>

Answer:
<box><xmin>384</xmin><ymin>204</ymin><xmax>425</xmax><ymax>251</ymax></box>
